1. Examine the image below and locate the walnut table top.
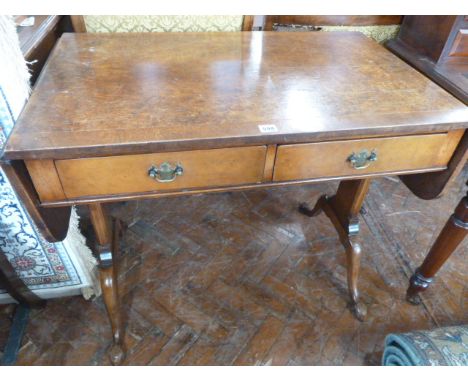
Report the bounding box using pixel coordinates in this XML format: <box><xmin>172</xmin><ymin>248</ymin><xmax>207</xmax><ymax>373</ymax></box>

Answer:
<box><xmin>4</xmin><ymin>32</ymin><xmax>467</xmax><ymax>160</ymax></box>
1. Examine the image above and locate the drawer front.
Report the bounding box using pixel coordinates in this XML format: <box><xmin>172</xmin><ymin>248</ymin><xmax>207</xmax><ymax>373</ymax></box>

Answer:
<box><xmin>56</xmin><ymin>146</ymin><xmax>267</xmax><ymax>198</ymax></box>
<box><xmin>273</xmin><ymin>133</ymin><xmax>459</xmax><ymax>182</ymax></box>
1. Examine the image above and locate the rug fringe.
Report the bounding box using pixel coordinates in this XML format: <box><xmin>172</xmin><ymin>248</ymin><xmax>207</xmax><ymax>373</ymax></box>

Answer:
<box><xmin>62</xmin><ymin>208</ymin><xmax>101</xmax><ymax>299</ymax></box>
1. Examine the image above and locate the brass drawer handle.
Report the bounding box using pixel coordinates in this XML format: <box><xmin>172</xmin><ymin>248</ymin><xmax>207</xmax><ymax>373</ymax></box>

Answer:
<box><xmin>347</xmin><ymin>150</ymin><xmax>377</xmax><ymax>170</ymax></box>
<box><xmin>148</xmin><ymin>162</ymin><xmax>183</xmax><ymax>183</ymax></box>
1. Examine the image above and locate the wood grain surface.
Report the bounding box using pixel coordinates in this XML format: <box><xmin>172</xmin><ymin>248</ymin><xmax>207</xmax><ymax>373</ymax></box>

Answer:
<box><xmin>55</xmin><ymin>146</ymin><xmax>267</xmax><ymax>198</ymax></box>
<box><xmin>4</xmin><ymin>32</ymin><xmax>467</xmax><ymax>160</ymax></box>
<box><xmin>273</xmin><ymin>132</ymin><xmax>463</xmax><ymax>181</ymax></box>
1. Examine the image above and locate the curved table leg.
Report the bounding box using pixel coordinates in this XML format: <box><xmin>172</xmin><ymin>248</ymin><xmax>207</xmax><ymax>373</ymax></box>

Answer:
<box><xmin>407</xmin><ymin>190</ymin><xmax>467</xmax><ymax>305</ymax></box>
<box><xmin>299</xmin><ymin>179</ymin><xmax>371</xmax><ymax>321</ymax></box>
<box><xmin>89</xmin><ymin>204</ymin><xmax>125</xmax><ymax>365</ymax></box>
<box><xmin>345</xmin><ymin>237</ymin><xmax>367</xmax><ymax>321</ymax></box>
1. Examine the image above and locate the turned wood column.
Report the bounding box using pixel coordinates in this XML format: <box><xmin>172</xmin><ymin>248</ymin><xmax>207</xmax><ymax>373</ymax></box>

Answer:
<box><xmin>88</xmin><ymin>204</ymin><xmax>125</xmax><ymax>365</ymax></box>
<box><xmin>299</xmin><ymin>178</ymin><xmax>371</xmax><ymax>321</ymax></box>
<box><xmin>407</xmin><ymin>187</ymin><xmax>468</xmax><ymax>305</ymax></box>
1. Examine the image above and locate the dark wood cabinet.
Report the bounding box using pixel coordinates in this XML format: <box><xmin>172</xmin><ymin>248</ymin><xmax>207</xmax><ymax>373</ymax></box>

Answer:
<box><xmin>387</xmin><ymin>16</ymin><xmax>468</xmax><ymax>201</ymax></box>
<box><xmin>387</xmin><ymin>16</ymin><xmax>467</xmax><ymax>103</ymax></box>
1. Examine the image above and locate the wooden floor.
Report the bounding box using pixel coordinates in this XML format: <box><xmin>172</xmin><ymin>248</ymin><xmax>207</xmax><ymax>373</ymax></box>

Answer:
<box><xmin>1</xmin><ymin>170</ymin><xmax>467</xmax><ymax>365</ymax></box>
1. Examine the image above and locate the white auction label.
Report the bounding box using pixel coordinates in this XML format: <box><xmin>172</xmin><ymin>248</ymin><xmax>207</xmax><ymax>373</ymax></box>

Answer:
<box><xmin>258</xmin><ymin>124</ymin><xmax>278</xmax><ymax>133</ymax></box>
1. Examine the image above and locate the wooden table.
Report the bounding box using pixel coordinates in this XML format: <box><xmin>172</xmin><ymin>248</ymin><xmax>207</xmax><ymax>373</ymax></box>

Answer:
<box><xmin>2</xmin><ymin>32</ymin><xmax>467</xmax><ymax>364</ymax></box>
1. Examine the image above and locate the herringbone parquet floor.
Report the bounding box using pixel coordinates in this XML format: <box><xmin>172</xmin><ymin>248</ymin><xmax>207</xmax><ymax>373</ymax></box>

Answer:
<box><xmin>1</xmin><ymin>170</ymin><xmax>467</xmax><ymax>365</ymax></box>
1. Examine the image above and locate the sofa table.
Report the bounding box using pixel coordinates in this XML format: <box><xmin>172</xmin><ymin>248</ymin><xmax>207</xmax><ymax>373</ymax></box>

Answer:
<box><xmin>2</xmin><ymin>32</ymin><xmax>467</xmax><ymax>364</ymax></box>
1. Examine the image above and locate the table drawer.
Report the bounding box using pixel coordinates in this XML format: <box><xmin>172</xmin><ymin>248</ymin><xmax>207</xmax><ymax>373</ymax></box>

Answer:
<box><xmin>55</xmin><ymin>146</ymin><xmax>267</xmax><ymax>198</ymax></box>
<box><xmin>273</xmin><ymin>133</ymin><xmax>460</xmax><ymax>182</ymax></box>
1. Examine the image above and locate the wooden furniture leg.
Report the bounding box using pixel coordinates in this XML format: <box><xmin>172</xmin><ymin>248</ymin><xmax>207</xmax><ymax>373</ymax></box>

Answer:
<box><xmin>0</xmin><ymin>248</ymin><xmax>46</xmax><ymax>308</ymax></box>
<box><xmin>406</xmin><ymin>189</ymin><xmax>468</xmax><ymax>305</ymax></box>
<box><xmin>88</xmin><ymin>204</ymin><xmax>125</xmax><ymax>365</ymax></box>
<box><xmin>299</xmin><ymin>179</ymin><xmax>371</xmax><ymax>321</ymax></box>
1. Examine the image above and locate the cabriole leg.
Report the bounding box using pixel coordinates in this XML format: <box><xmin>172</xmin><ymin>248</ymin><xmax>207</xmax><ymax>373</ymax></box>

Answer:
<box><xmin>299</xmin><ymin>179</ymin><xmax>371</xmax><ymax>321</ymax></box>
<box><xmin>89</xmin><ymin>203</ymin><xmax>125</xmax><ymax>365</ymax></box>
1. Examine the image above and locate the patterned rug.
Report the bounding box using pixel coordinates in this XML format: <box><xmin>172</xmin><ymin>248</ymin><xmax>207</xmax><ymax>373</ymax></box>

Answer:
<box><xmin>383</xmin><ymin>326</ymin><xmax>468</xmax><ymax>365</ymax></box>
<box><xmin>0</xmin><ymin>172</ymin><xmax>86</xmax><ymax>296</ymax></box>
<box><xmin>0</xmin><ymin>15</ymin><xmax>98</xmax><ymax>304</ymax></box>
<box><xmin>0</xmin><ymin>170</ymin><xmax>96</xmax><ymax>302</ymax></box>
